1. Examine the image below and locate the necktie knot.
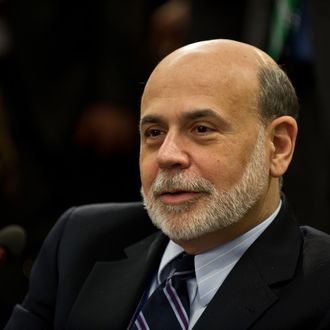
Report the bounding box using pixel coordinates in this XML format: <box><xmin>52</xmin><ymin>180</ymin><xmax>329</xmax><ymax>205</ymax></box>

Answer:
<box><xmin>171</xmin><ymin>253</ymin><xmax>195</xmax><ymax>281</ymax></box>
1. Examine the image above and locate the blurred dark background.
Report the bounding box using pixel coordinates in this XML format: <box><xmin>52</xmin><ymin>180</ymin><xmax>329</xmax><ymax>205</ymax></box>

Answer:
<box><xmin>0</xmin><ymin>0</ymin><xmax>329</xmax><ymax>326</ymax></box>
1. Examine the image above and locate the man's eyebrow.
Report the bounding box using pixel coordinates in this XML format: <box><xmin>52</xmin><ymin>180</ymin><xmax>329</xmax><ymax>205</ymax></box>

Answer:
<box><xmin>139</xmin><ymin>114</ymin><xmax>165</xmax><ymax>128</ymax></box>
<box><xmin>182</xmin><ymin>108</ymin><xmax>223</xmax><ymax>120</ymax></box>
<box><xmin>183</xmin><ymin>109</ymin><xmax>230</xmax><ymax>128</ymax></box>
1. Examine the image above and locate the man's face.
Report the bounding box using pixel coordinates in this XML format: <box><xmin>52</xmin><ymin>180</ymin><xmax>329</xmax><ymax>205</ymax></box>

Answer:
<box><xmin>139</xmin><ymin>50</ymin><xmax>271</xmax><ymax>241</ymax></box>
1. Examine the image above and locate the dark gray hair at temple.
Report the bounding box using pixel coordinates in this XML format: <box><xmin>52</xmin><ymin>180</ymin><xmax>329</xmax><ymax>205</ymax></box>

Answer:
<box><xmin>257</xmin><ymin>64</ymin><xmax>299</xmax><ymax>125</ymax></box>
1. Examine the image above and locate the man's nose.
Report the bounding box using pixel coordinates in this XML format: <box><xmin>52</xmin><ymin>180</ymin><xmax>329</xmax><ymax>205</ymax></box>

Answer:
<box><xmin>156</xmin><ymin>133</ymin><xmax>190</xmax><ymax>169</ymax></box>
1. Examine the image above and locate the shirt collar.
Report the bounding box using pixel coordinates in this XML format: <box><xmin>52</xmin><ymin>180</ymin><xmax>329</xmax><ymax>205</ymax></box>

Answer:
<box><xmin>157</xmin><ymin>201</ymin><xmax>282</xmax><ymax>305</ymax></box>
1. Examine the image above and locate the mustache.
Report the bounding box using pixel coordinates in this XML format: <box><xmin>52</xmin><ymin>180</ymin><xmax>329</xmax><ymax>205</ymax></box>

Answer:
<box><xmin>151</xmin><ymin>172</ymin><xmax>214</xmax><ymax>196</ymax></box>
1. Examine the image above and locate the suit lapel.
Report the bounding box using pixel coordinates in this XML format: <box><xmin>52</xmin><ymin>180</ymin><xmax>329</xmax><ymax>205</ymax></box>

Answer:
<box><xmin>66</xmin><ymin>231</ymin><xmax>168</xmax><ymax>330</ymax></box>
<box><xmin>193</xmin><ymin>199</ymin><xmax>302</xmax><ymax>329</ymax></box>
<box><xmin>193</xmin><ymin>254</ymin><xmax>278</xmax><ymax>330</ymax></box>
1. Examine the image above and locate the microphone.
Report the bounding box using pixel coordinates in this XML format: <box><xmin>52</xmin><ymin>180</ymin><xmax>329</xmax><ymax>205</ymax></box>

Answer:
<box><xmin>0</xmin><ymin>225</ymin><xmax>26</xmax><ymax>266</ymax></box>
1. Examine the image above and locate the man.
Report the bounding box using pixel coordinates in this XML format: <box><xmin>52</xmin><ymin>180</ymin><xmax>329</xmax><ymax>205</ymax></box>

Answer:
<box><xmin>5</xmin><ymin>39</ymin><xmax>330</xmax><ymax>329</ymax></box>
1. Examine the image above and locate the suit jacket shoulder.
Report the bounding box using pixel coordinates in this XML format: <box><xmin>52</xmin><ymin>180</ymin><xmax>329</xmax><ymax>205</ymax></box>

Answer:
<box><xmin>5</xmin><ymin>202</ymin><xmax>161</xmax><ymax>330</ymax></box>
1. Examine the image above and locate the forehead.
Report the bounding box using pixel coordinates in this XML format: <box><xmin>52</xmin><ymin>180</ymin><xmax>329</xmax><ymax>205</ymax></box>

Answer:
<box><xmin>141</xmin><ymin>51</ymin><xmax>260</xmax><ymax>124</ymax></box>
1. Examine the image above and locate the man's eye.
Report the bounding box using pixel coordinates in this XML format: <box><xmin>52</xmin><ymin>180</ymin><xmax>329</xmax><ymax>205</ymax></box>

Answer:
<box><xmin>145</xmin><ymin>129</ymin><xmax>162</xmax><ymax>137</ymax></box>
<box><xmin>195</xmin><ymin>125</ymin><xmax>211</xmax><ymax>133</ymax></box>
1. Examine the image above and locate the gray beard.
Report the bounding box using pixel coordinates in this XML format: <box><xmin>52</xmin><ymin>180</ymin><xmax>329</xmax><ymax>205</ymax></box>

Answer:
<box><xmin>141</xmin><ymin>128</ymin><xmax>269</xmax><ymax>241</ymax></box>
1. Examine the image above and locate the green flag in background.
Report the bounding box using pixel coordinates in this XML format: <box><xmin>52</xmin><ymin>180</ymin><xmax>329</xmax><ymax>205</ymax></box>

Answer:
<box><xmin>268</xmin><ymin>0</ymin><xmax>301</xmax><ymax>61</ymax></box>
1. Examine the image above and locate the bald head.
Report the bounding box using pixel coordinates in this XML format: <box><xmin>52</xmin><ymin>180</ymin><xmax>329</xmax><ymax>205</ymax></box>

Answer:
<box><xmin>141</xmin><ymin>39</ymin><xmax>298</xmax><ymax>124</ymax></box>
<box><xmin>155</xmin><ymin>39</ymin><xmax>276</xmax><ymax>70</ymax></box>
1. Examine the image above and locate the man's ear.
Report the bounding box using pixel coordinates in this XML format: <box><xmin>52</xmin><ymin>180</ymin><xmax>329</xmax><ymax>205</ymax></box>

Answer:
<box><xmin>267</xmin><ymin>116</ymin><xmax>298</xmax><ymax>178</ymax></box>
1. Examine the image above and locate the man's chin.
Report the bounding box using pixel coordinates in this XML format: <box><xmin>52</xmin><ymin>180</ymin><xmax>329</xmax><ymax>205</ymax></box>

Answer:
<box><xmin>149</xmin><ymin>208</ymin><xmax>207</xmax><ymax>241</ymax></box>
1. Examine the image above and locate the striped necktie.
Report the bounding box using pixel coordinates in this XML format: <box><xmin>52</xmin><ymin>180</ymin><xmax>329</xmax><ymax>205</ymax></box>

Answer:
<box><xmin>132</xmin><ymin>253</ymin><xmax>195</xmax><ymax>330</ymax></box>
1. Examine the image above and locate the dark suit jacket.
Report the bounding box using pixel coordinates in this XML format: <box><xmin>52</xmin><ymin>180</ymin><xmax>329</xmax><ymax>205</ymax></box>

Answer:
<box><xmin>5</xmin><ymin>199</ymin><xmax>330</xmax><ymax>329</ymax></box>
